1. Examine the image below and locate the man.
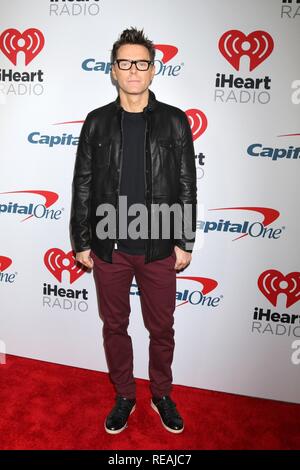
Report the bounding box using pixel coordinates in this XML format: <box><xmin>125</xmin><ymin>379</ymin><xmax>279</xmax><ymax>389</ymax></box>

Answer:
<box><xmin>70</xmin><ymin>27</ymin><xmax>197</xmax><ymax>434</ymax></box>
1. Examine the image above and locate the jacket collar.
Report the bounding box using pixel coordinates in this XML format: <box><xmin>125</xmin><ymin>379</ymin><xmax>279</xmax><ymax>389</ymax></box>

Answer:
<box><xmin>114</xmin><ymin>89</ymin><xmax>157</xmax><ymax>112</ymax></box>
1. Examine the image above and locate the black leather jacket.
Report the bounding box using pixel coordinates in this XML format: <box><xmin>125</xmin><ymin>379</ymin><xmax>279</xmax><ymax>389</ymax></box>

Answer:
<box><xmin>70</xmin><ymin>90</ymin><xmax>197</xmax><ymax>263</ymax></box>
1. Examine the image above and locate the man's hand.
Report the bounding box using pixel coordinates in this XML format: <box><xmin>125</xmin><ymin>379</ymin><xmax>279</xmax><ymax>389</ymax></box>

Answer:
<box><xmin>174</xmin><ymin>245</ymin><xmax>192</xmax><ymax>271</ymax></box>
<box><xmin>76</xmin><ymin>249</ymin><xmax>94</xmax><ymax>269</ymax></box>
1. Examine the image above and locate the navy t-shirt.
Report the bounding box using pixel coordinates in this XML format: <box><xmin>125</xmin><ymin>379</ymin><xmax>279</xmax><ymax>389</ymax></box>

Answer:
<box><xmin>117</xmin><ymin>110</ymin><xmax>146</xmax><ymax>254</ymax></box>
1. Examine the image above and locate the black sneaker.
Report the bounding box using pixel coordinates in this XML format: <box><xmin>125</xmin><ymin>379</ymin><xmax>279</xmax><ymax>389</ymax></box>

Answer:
<box><xmin>104</xmin><ymin>396</ymin><xmax>136</xmax><ymax>434</ymax></box>
<box><xmin>151</xmin><ymin>395</ymin><xmax>184</xmax><ymax>433</ymax></box>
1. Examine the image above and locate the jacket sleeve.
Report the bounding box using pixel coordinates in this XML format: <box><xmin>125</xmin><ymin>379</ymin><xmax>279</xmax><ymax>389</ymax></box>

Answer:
<box><xmin>70</xmin><ymin>113</ymin><xmax>93</xmax><ymax>253</ymax></box>
<box><xmin>175</xmin><ymin>111</ymin><xmax>197</xmax><ymax>253</ymax></box>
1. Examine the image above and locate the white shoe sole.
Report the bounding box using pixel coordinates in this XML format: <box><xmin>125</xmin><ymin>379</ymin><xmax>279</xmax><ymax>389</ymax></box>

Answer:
<box><xmin>151</xmin><ymin>400</ymin><xmax>184</xmax><ymax>434</ymax></box>
<box><xmin>104</xmin><ymin>404</ymin><xmax>136</xmax><ymax>434</ymax></box>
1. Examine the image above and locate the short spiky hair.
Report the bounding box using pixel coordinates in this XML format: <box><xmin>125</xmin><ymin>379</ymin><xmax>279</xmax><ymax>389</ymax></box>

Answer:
<box><xmin>111</xmin><ymin>27</ymin><xmax>156</xmax><ymax>63</ymax></box>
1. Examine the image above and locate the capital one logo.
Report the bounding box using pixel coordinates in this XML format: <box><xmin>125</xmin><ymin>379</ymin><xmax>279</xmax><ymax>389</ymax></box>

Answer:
<box><xmin>44</xmin><ymin>248</ymin><xmax>86</xmax><ymax>284</ymax></box>
<box><xmin>175</xmin><ymin>275</ymin><xmax>219</xmax><ymax>308</ymax></box>
<box><xmin>154</xmin><ymin>45</ymin><xmax>178</xmax><ymax>63</ymax></box>
<box><xmin>0</xmin><ymin>256</ymin><xmax>12</xmax><ymax>272</ymax></box>
<box><xmin>0</xmin><ymin>28</ymin><xmax>45</xmax><ymax>65</ymax></box>
<box><xmin>199</xmin><ymin>206</ymin><xmax>282</xmax><ymax>241</ymax></box>
<box><xmin>219</xmin><ymin>30</ymin><xmax>274</xmax><ymax>71</ymax></box>
<box><xmin>185</xmin><ymin>109</ymin><xmax>208</xmax><ymax>141</ymax></box>
<box><xmin>153</xmin><ymin>44</ymin><xmax>183</xmax><ymax>77</ymax></box>
<box><xmin>0</xmin><ymin>256</ymin><xmax>16</xmax><ymax>284</ymax></box>
<box><xmin>0</xmin><ymin>190</ymin><xmax>60</xmax><ymax>222</ymax></box>
<box><xmin>258</xmin><ymin>270</ymin><xmax>300</xmax><ymax>308</ymax></box>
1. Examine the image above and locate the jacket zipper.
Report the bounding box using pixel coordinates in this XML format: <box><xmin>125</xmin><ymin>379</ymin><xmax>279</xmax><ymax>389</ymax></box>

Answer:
<box><xmin>144</xmin><ymin>112</ymin><xmax>151</xmax><ymax>263</ymax></box>
<box><xmin>115</xmin><ymin>110</ymin><xmax>124</xmax><ymax>251</ymax></box>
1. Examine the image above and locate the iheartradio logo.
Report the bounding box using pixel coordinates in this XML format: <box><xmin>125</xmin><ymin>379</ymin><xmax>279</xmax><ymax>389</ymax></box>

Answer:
<box><xmin>185</xmin><ymin>109</ymin><xmax>207</xmax><ymax>141</ymax></box>
<box><xmin>44</xmin><ymin>248</ymin><xmax>86</xmax><ymax>284</ymax></box>
<box><xmin>219</xmin><ymin>30</ymin><xmax>274</xmax><ymax>71</ymax></box>
<box><xmin>0</xmin><ymin>28</ymin><xmax>45</xmax><ymax>66</ymax></box>
<box><xmin>258</xmin><ymin>270</ymin><xmax>300</xmax><ymax>309</ymax></box>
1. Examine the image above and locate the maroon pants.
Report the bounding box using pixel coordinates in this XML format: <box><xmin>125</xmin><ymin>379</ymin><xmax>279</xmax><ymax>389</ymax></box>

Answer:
<box><xmin>91</xmin><ymin>249</ymin><xmax>177</xmax><ymax>399</ymax></box>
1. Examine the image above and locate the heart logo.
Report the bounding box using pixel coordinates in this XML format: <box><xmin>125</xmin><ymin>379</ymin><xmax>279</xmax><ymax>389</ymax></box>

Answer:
<box><xmin>0</xmin><ymin>256</ymin><xmax>12</xmax><ymax>272</ymax></box>
<box><xmin>44</xmin><ymin>248</ymin><xmax>86</xmax><ymax>284</ymax></box>
<box><xmin>185</xmin><ymin>109</ymin><xmax>208</xmax><ymax>141</ymax></box>
<box><xmin>0</xmin><ymin>28</ymin><xmax>45</xmax><ymax>66</ymax></box>
<box><xmin>219</xmin><ymin>30</ymin><xmax>274</xmax><ymax>71</ymax></box>
<box><xmin>258</xmin><ymin>270</ymin><xmax>300</xmax><ymax>308</ymax></box>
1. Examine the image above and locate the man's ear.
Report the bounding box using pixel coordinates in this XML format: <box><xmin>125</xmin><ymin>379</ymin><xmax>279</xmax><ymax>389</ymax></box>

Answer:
<box><xmin>111</xmin><ymin>64</ymin><xmax>117</xmax><ymax>81</ymax></box>
<box><xmin>151</xmin><ymin>64</ymin><xmax>156</xmax><ymax>79</ymax></box>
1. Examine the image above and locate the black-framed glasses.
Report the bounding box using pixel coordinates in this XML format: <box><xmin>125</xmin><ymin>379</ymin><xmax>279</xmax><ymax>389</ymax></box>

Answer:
<box><xmin>114</xmin><ymin>59</ymin><xmax>154</xmax><ymax>71</ymax></box>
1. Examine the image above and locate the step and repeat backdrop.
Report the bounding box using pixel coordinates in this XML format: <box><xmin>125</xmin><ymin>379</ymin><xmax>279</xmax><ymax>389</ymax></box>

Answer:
<box><xmin>1</xmin><ymin>0</ymin><xmax>300</xmax><ymax>403</ymax></box>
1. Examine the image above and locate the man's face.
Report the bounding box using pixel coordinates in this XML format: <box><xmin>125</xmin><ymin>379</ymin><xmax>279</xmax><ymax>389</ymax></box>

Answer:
<box><xmin>111</xmin><ymin>44</ymin><xmax>155</xmax><ymax>96</ymax></box>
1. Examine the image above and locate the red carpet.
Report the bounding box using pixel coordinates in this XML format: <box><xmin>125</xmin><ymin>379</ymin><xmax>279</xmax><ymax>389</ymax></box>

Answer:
<box><xmin>0</xmin><ymin>354</ymin><xmax>299</xmax><ymax>450</ymax></box>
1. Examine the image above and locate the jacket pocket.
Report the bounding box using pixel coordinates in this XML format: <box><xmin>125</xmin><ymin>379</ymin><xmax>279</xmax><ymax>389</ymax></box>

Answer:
<box><xmin>159</xmin><ymin>139</ymin><xmax>180</xmax><ymax>149</ymax></box>
<box><xmin>158</xmin><ymin>139</ymin><xmax>181</xmax><ymax>170</ymax></box>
